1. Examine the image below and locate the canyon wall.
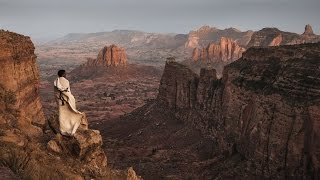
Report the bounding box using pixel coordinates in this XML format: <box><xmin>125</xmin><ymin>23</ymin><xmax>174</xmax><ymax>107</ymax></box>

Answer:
<box><xmin>158</xmin><ymin>43</ymin><xmax>320</xmax><ymax>179</ymax></box>
<box><xmin>0</xmin><ymin>30</ymin><xmax>140</xmax><ymax>179</ymax></box>
<box><xmin>192</xmin><ymin>37</ymin><xmax>246</xmax><ymax>63</ymax></box>
<box><xmin>0</xmin><ymin>30</ymin><xmax>45</xmax><ymax>136</ymax></box>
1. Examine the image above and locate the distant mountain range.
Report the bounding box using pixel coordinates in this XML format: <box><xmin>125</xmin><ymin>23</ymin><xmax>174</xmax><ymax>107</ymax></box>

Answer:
<box><xmin>36</xmin><ymin>24</ymin><xmax>320</xmax><ymax>68</ymax></box>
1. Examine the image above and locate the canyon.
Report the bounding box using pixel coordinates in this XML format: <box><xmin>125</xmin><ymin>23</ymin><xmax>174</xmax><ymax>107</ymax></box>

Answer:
<box><xmin>2</xmin><ymin>24</ymin><xmax>320</xmax><ymax>179</ymax></box>
<box><xmin>36</xmin><ymin>25</ymin><xmax>320</xmax><ymax>83</ymax></box>
<box><xmin>95</xmin><ymin>43</ymin><xmax>320</xmax><ymax>179</ymax></box>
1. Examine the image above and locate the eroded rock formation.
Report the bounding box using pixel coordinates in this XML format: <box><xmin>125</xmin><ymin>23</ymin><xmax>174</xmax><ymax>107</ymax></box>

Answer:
<box><xmin>158</xmin><ymin>62</ymin><xmax>199</xmax><ymax>109</ymax></box>
<box><xmin>86</xmin><ymin>44</ymin><xmax>128</xmax><ymax>67</ymax></box>
<box><xmin>0</xmin><ymin>30</ymin><xmax>140</xmax><ymax>179</ymax></box>
<box><xmin>302</xmin><ymin>24</ymin><xmax>315</xmax><ymax>36</ymax></box>
<box><xmin>158</xmin><ymin>43</ymin><xmax>320</xmax><ymax>179</ymax></box>
<box><xmin>192</xmin><ymin>37</ymin><xmax>245</xmax><ymax>63</ymax></box>
<box><xmin>185</xmin><ymin>25</ymin><xmax>253</xmax><ymax>49</ymax></box>
<box><xmin>247</xmin><ymin>25</ymin><xmax>320</xmax><ymax>47</ymax></box>
<box><xmin>0</xmin><ymin>30</ymin><xmax>45</xmax><ymax>137</ymax></box>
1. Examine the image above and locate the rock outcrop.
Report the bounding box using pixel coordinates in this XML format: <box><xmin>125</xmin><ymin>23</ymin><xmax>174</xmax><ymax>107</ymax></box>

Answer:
<box><xmin>247</xmin><ymin>25</ymin><xmax>320</xmax><ymax>47</ymax></box>
<box><xmin>47</xmin><ymin>129</ymin><xmax>108</xmax><ymax>175</ymax></box>
<box><xmin>185</xmin><ymin>25</ymin><xmax>253</xmax><ymax>49</ymax></box>
<box><xmin>0</xmin><ymin>30</ymin><xmax>140</xmax><ymax>179</ymax></box>
<box><xmin>0</xmin><ymin>30</ymin><xmax>45</xmax><ymax>137</ymax></box>
<box><xmin>158</xmin><ymin>43</ymin><xmax>320</xmax><ymax>179</ymax></box>
<box><xmin>302</xmin><ymin>24</ymin><xmax>315</xmax><ymax>36</ymax></box>
<box><xmin>192</xmin><ymin>37</ymin><xmax>246</xmax><ymax>63</ymax></box>
<box><xmin>158</xmin><ymin>61</ymin><xmax>199</xmax><ymax>109</ymax></box>
<box><xmin>86</xmin><ymin>44</ymin><xmax>128</xmax><ymax>67</ymax></box>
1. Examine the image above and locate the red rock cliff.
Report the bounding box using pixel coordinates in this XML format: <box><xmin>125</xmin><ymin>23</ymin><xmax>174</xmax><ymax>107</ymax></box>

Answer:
<box><xmin>185</xmin><ymin>25</ymin><xmax>253</xmax><ymax>49</ymax></box>
<box><xmin>192</xmin><ymin>37</ymin><xmax>245</xmax><ymax>63</ymax></box>
<box><xmin>158</xmin><ymin>43</ymin><xmax>320</xmax><ymax>179</ymax></box>
<box><xmin>0</xmin><ymin>30</ymin><xmax>140</xmax><ymax>180</ymax></box>
<box><xmin>86</xmin><ymin>44</ymin><xmax>128</xmax><ymax>67</ymax></box>
<box><xmin>0</xmin><ymin>30</ymin><xmax>45</xmax><ymax>136</ymax></box>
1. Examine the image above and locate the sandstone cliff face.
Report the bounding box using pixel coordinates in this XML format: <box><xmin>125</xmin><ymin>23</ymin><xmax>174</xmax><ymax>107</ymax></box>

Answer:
<box><xmin>158</xmin><ymin>43</ymin><xmax>320</xmax><ymax>179</ymax></box>
<box><xmin>185</xmin><ymin>25</ymin><xmax>253</xmax><ymax>49</ymax></box>
<box><xmin>219</xmin><ymin>44</ymin><xmax>320</xmax><ymax>179</ymax></box>
<box><xmin>247</xmin><ymin>25</ymin><xmax>320</xmax><ymax>47</ymax></box>
<box><xmin>86</xmin><ymin>44</ymin><xmax>128</xmax><ymax>67</ymax></box>
<box><xmin>192</xmin><ymin>37</ymin><xmax>246</xmax><ymax>63</ymax></box>
<box><xmin>0</xmin><ymin>30</ymin><xmax>140</xmax><ymax>180</ymax></box>
<box><xmin>0</xmin><ymin>30</ymin><xmax>45</xmax><ymax>136</ymax></box>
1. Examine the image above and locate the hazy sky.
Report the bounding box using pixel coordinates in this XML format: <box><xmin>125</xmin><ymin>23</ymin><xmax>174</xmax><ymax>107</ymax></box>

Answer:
<box><xmin>0</xmin><ymin>0</ymin><xmax>319</xmax><ymax>40</ymax></box>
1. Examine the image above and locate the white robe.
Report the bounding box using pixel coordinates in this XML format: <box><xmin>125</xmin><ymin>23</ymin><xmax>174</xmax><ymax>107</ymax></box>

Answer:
<box><xmin>54</xmin><ymin>77</ymin><xmax>84</xmax><ymax>135</ymax></box>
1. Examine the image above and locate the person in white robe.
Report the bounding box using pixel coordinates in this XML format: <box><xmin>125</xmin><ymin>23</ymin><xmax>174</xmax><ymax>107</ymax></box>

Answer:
<box><xmin>54</xmin><ymin>70</ymin><xmax>86</xmax><ymax>136</ymax></box>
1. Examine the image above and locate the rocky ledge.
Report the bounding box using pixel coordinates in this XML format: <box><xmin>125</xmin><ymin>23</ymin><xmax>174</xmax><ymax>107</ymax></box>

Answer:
<box><xmin>0</xmin><ymin>30</ymin><xmax>140</xmax><ymax>179</ymax></box>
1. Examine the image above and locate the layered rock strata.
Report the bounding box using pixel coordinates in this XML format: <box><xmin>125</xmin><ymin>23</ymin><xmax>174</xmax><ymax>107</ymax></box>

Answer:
<box><xmin>192</xmin><ymin>37</ymin><xmax>245</xmax><ymax>63</ymax></box>
<box><xmin>0</xmin><ymin>30</ymin><xmax>45</xmax><ymax>136</ymax></box>
<box><xmin>0</xmin><ymin>30</ymin><xmax>140</xmax><ymax>179</ymax></box>
<box><xmin>158</xmin><ymin>43</ymin><xmax>320</xmax><ymax>179</ymax></box>
<box><xmin>247</xmin><ymin>25</ymin><xmax>320</xmax><ymax>47</ymax></box>
<box><xmin>185</xmin><ymin>25</ymin><xmax>253</xmax><ymax>48</ymax></box>
<box><xmin>86</xmin><ymin>44</ymin><xmax>128</xmax><ymax>67</ymax></box>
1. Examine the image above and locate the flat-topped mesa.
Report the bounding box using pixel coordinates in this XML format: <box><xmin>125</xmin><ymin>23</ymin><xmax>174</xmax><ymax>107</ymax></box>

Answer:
<box><xmin>192</xmin><ymin>37</ymin><xmax>245</xmax><ymax>63</ymax></box>
<box><xmin>0</xmin><ymin>30</ymin><xmax>45</xmax><ymax>136</ymax></box>
<box><xmin>86</xmin><ymin>44</ymin><xmax>128</xmax><ymax>67</ymax></box>
<box><xmin>302</xmin><ymin>24</ymin><xmax>315</xmax><ymax>36</ymax></box>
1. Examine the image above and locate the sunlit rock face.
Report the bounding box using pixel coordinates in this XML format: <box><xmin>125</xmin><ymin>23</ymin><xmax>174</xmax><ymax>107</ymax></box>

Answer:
<box><xmin>192</xmin><ymin>37</ymin><xmax>245</xmax><ymax>63</ymax></box>
<box><xmin>185</xmin><ymin>25</ymin><xmax>253</xmax><ymax>49</ymax></box>
<box><xmin>0</xmin><ymin>30</ymin><xmax>45</xmax><ymax>136</ymax></box>
<box><xmin>0</xmin><ymin>30</ymin><xmax>141</xmax><ymax>180</ymax></box>
<box><xmin>86</xmin><ymin>44</ymin><xmax>128</xmax><ymax>67</ymax></box>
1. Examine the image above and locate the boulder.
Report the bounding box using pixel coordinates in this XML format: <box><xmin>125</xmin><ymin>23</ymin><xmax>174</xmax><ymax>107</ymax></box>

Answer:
<box><xmin>48</xmin><ymin>113</ymin><xmax>88</xmax><ymax>134</ymax></box>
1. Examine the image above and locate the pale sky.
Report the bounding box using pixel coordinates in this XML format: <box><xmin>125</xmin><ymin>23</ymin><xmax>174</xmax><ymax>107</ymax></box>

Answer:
<box><xmin>0</xmin><ymin>0</ymin><xmax>319</xmax><ymax>41</ymax></box>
